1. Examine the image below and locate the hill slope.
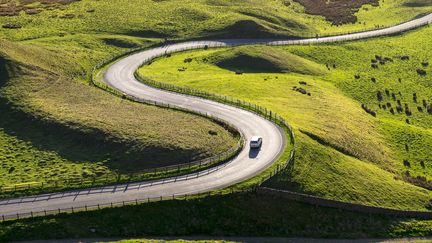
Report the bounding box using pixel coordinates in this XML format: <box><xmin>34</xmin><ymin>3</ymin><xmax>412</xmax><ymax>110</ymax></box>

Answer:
<box><xmin>138</xmin><ymin>25</ymin><xmax>432</xmax><ymax>210</ymax></box>
<box><xmin>0</xmin><ymin>38</ymin><xmax>238</xmax><ymax>188</ymax></box>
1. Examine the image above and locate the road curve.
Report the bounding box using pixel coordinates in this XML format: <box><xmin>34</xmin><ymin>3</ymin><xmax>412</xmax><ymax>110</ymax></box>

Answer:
<box><xmin>0</xmin><ymin>13</ymin><xmax>431</xmax><ymax>218</ymax></box>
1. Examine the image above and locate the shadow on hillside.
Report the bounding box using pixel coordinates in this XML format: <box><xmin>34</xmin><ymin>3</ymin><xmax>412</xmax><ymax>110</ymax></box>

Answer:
<box><xmin>0</xmin><ymin>56</ymin><xmax>13</xmax><ymax>87</ymax></box>
<box><xmin>0</xmin><ymin>58</ymin><xmax>203</xmax><ymax>173</ymax></box>
<box><xmin>200</xmin><ymin>20</ymin><xmax>299</xmax><ymax>39</ymax></box>
<box><xmin>0</xmin><ymin>98</ymin><xmax>204</xmax><ymax>172</ymax></box>
<box><xmin>0</xmin><ymin>192</ymin><xmax>416</xmax><ymax>241</ymax></box>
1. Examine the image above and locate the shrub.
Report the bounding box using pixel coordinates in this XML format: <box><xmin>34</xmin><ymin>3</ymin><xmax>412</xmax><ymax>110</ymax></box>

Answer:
<box><xmin>377</xmin><ymin>91</ymin><xmax>383</xmax><ymax>101</ymax></box>
<box><xmin>417</xmin><ymin>69</ymin><xmax>427</xmax><ymax>76</ymax></box>
<box><xmin>2</xmin><ymin>23</ymin><xmax>22</xmax><ymax>29</ymax></box>
<box><xmin>400</xmin><ymin>55</ymin><xmax>410</xmax><ymax>61</ymax></box>
<box><xmin>427</xmin><ymin>105</ymin><xmax>432</xmax><ymax>114</ymax></box>
<box><xmin>8</xmin><ymin>167</ymin><xmax>15</xmax><ymax>173</ymax></box>
<box><xmin>403</xmin><ymin>159</ymin><xmax>411</xmax><ymax>167</ymax></box>
<box><xmin>208</xmin><ymin>130</ymin><xmax>218</xmax><ymax>136</ymax></box>
<box><xmin>396</xmin><ymin>106</ymin><xmax>403</xmax><ymax>113</ymax></box>
<box><xmin>385</xmin><ymin>89</ymin><xmax>390</xmax><ymax>96</ymax></box>
<box><xmin>292</xmin><ymin>86</ymin><xmax>309</xmax><ymax>95</ymax></box>
<box><xmin>405</xmin><ymin>109</ymin><xmax>412</xmax><ymax>116</ymax></box>
<box><xmin>361</xmin><ymin>104</ymin><xmax>377</xmax><ymax>117</ymax></box>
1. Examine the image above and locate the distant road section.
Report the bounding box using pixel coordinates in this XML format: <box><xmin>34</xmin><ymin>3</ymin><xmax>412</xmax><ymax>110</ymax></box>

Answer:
<box><xmin>0</xmin><ymin>13</ymin><xmax>431</xmax><ymax>218</ymax></box>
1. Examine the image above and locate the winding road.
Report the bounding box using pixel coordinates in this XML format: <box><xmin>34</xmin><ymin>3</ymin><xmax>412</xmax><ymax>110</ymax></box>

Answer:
<box><xmin>0</xmin><ymin>13</ymin><xmax>431</xmax><ymax>219</ymax></box>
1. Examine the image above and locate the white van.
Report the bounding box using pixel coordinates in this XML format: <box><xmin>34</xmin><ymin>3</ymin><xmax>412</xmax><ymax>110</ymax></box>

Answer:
<box><xmin>250</xmin><ymin>136</ymin><xmax>263</xmax><ymax>149</ymax></box>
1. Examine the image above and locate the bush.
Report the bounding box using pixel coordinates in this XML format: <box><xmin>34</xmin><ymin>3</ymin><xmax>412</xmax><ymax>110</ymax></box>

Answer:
<box><xmin>400</xmin><ymin>55</ymin><xmax>410</xmax><ymax>61</ymax></box>
<box><xmin>376</xmin><ymin>91</ymin><xmax>383</xmax><ymax>101</ymax></box>
<box><xmin>2</xmin><ymin>23</ymin><xmax>22</xmax><ymax>29</ymax></box>
<box><xmin>361</xmin><ymin>104</ymin><xmax>376</xmax><ymax>117</ymax></box>
<box><xmin>417</xmin><ymin>69</ymin><xmax>427</xmax><ymax>76</ymax></box>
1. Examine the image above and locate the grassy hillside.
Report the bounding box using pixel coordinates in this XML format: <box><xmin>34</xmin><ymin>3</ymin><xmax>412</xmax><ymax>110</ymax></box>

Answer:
<box><xmin>2</xmin><ymin>193</ymin><xmax>432</xmax><ymax>242</ymax></box>
<box><xmin>0</xmin><ymin>0</ymin><xmax>431</xmax><ymax>42</ymax></box>
<box><xmin>207</xmin><ymin>46</ymin><xmax>327</xmax><ymax>75</ymax></box>
<box><xmin>137</xmin><ymin>25</ymin><xmax>432</xmax><ymax>210</ymax></box>
<box><xmin>0</xmin><ymin>0</ymin><xmax>427</xmax><ymax>191</ymax></box>
<box><xmin>0</xmin><ymin>35</ymin><xmax>239</xmax><ymax>189</ymax></box>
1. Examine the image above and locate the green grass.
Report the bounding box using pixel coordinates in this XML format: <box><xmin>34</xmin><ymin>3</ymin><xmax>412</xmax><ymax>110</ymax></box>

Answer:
<box><xmin>206</xmin><ymin>46</ymin><xmax>327</xmax><ymax>75</ymax></box>
<box><xmin>0</xmin><ymin>0</ymin><xmax>430</xmax><ymax>240</ymax></box>
<box><xmin>0</xmin><ymin>0</ymin><xmax>429</xmax><ymax>193</ymax></box>
<box><xmin>1</xmin><ymin>0</ymin><xmax>431</xmax><ymax>42</ymax></box>
<box><xmin>2</xmin><ymin>192</ymin><xmax>432</xmax><ymax>242</ymax></box>
<box><xmin>0</xmin><ymin>36</ymin><xmax>239</xmax><ymax>191</ymax></box>
<box><xmin>137</xmin><ymin>25</ymin><xmax>432</xmax><ymax>211</ymax></box>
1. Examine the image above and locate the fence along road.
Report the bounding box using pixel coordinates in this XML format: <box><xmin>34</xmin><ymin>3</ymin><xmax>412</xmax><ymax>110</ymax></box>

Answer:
<box><xmin>0</xmin><ymin>13</ymin><xmax>431</xmax><ymax>218</ymax></box>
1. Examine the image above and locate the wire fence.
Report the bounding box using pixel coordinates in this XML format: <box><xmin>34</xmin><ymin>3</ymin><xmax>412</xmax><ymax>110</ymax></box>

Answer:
<box><xmin>277</xmin><ymin>13</ymin><xmax>432</xmax><ymax>41</ymax></box>
<box><xmin>0</xmin><ymin>187</ymin><xmax>256</xmax><ymax>222</ymax></box>
<box><xmin>258</xmin><ymin>187</ymin><xmax>432</xmax><ymax>219</ymax></box>
<box><xmin>3</xmin><ymin>15</ymin><xmax>430</xmax><ymax>221</ymax></box>
<box><xmin>0</xmin><ymin>42</ymin><xmax>251</xmax><ymax>196</ymax></box>
<box><xmin>0</xmin><ymin>138</ymin><xmax>243</xmax><ymax>195</ymax></box>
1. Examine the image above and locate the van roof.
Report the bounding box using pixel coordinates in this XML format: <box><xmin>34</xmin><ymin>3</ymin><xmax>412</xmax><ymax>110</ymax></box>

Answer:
<box><xmin>251</xmin><ymin>136</ymin><xmax>262</xmax><ymax>142</ymax></box>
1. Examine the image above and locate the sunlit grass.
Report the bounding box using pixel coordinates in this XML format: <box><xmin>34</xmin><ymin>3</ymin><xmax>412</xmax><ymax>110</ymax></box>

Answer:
<box><xmin>138</xmin><ymin>25</ymin><xmax>432</xmax><ymax>210</ymax></box>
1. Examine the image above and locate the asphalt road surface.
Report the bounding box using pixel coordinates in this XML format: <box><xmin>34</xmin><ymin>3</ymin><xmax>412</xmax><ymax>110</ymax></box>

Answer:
<box><xmin>0</xmin><ymin>13</ymin><xmax>431</xmax><ymax>218</ymax></box>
